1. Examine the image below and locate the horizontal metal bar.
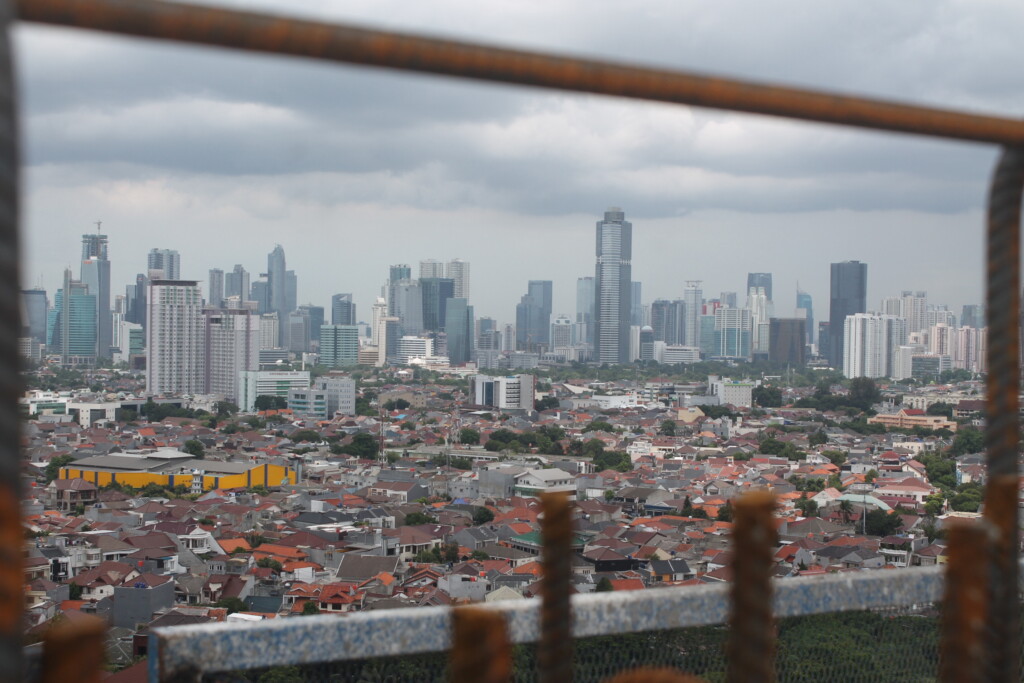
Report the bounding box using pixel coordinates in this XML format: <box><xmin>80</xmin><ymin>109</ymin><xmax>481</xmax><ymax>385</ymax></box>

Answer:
<box><xmin>16</xmin><ymin>0</ymin><xmax>1024</xmax><ymax>147</ymax></box>
<box><xmin>153</xmin><ymin>566</ymin><xmax>946</xmax><ymax>678</ymax></box>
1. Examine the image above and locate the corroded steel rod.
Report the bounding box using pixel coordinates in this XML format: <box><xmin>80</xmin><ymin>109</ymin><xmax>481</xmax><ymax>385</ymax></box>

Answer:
<box><xmin>727</xmin><ymin>491</ymin><xmax>777</xmax><ymax>683</ymax></box>
<box><xmin>451</xmin><ymin>607</ymin><xmax>511</xmax><ymax>683</ymax></box>
<box><xmin>939</xmin><ymin>522</ymin><xmax>990</xmax><ymax>683</ymax></box>
<box><xmin>983</xmin><ymin>146</ymin><xmax>1023</xmax><ymax>683</ymax></box>
<box><xmin>539</xmin><ymin>492</ymin><xmax>572</xmax><ymax>683</ymax></box>
<box><xmin>15</xmin><ymin>0</ymin><xmax>1024</xmax><ymax>146</ymax></box>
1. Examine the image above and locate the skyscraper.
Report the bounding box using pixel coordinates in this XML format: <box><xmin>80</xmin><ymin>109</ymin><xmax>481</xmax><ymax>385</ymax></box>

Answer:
<box><xmin>446</xmin><ymin>258</ymin><xmax>471</xmax><ymax>300</ymax></box>
<box><xmin>444</xmin><ymin>298</ymin><xmax>474</xmax><ymax>365</ymax></box>
<box><xmin>147</xmin><ymin>248</ymin><xmax>180</xmax><ymax>279</ymax></box>
<box><xmin>147</xmin><ymin>280</ymin><xmax>205</xmax><ymax>395</ymax></box>
<box><xmin>650</xmin><ymin>299</ymin><xmax>684</xmax><ymax>345</ymax></box>
<box><xmin>768</xmin><ymin>318</ymin><xmax>807</xmax><ymax>365</ymax></box>
<box><xmin>420</xmin><ymin>259</ymin><xmax>445</xmax><ymax>279</ymax></box>
<box><xmin>796</xmin><ymin>287</ymin><xmax>814</xmax><ymax>344</ymax></box>
<box><xmin>203</xmin><ymin>308</ymin><xmax>259</xmax><ymax>403</ymax></box>
<box><xmin>20</xmin><ymin>288</ymin><xmax>48</xmax><ymax>345</ymax></box>
<box><xmin>631</xmin><ymin>281</ymin><xmax>643</xmax><ymax>327</ymax></box>
<box><xmin>208</xmin><ymin>268</ymin><xmax>224</xmax><ymax>308</ymax></box>
<box><xmin>713</xmin><ymin>307</ymin><xmax>751</xmax><ymax>359</ymax></box>
<box><xmin>53</xmin><ymin>269</ymin><xmax>96</xmax><ymax>366</ymax></box>
<box><xmin>267</xmin><ymin>245</ymin><xmax>287</xmax><ymax>343</ymax></box>
<box><xmin>576</xmin><ymin>276</ymin><xmax>596</xmax><ymax>349</ymax></box>
<box><xmin>320</xmin><ymin>325</ymin><xmax>360</xmax><ymax>367</ymax></box>
<box><xmin>683</xmin><ymin>281</ymin><xmax>703</xmax><ymax>347</ymax></box>
<box><xmin>421</xmin><ymin>277</ymin><xmax>455</xmax><ymax>332</ymax></box>
<box><xmin>961</xmin><ymin>304</ymin><xmax>984</xmax><ymax>329</ymax></box>
<box><xmin>225</xmin><ymin>264</ymin><xmax>250</xmax><ymax>301</ymax></box>
<box><xmin>829</xmin><ymin>260</ymin><xmax>868</xmax><ymax>368</ymax></box>
<box><xmin>594</xmin><ymin>207</ymin><xmax>632</xmax><ymax>365</ymax></box>
<box><xmin>81</xmin><ymin>232</ymin><xmax>111</xmax><ymax>358</ymax></box>
<box><xmin>746</xmin><ymin>273</ymin><xmax>773</xmax><ymax>302</ymax></box>
<box><xmin>843</xmin><ymin>313</ymin><xmax>905</xmax><ymax>379</ymax></box>
<box><xmin>391</xmin><ymin>280</ymin><xmax>423</xmax><ymax>335</ymax></box>
<box><xmin>332</xmin><ymin>293</ymin><xmax>357</xmax><ymax>326</ymax></box>
<box><xmin>516</xmin><ymin>280</ymin><xmax>553</xmax><ymax>351</ymax></box>
<box><xmin>551</xmin><ymin>315</ymin><xmax>573</xmax><ymax>349</ymax></box>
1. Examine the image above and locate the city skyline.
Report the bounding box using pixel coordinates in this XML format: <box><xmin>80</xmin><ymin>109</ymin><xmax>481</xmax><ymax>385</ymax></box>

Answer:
<box><xmin>26</xmin><ymin>219</ymin><xmax>983</xmax><ymax>343</ymax></box>
<box><xmin>17</xmin><ymin>1</ymin><xmax>1005</xmax><ymax>329</ymax></box>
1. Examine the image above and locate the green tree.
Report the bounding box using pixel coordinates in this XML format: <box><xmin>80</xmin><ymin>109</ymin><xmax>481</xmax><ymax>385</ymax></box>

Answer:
<box><xmin>459</xmin><ymin>428</ymin><xmax>480</xmax><ymax>445</ymax></box>
<box><xmin>809</xmin><ymin>431</ymin><xmax>828</xmax><ymax>447</ymax></box>
<box><xmin>864</xmin><ymin>509</ymin><xmax>902</xmax><ymax>537</ymax></box>
<box><xmin>256</xmin><ymin>557</ymin><xmax>283</xmax><ymax>572</ymax></box>
<box><xmin>471</xmin><ymin>550</ymin><xmax>490</xmax><ymax>561</ymax></box>
<box><xmin>44</xmin><ymin>454</ymin><xmax>75</xmax><ymax>483</ymax></box>
<box><xmin>214</xmin><ymin>401</ymin><xmax>239</xmax><ymax>417</ymax></box>
<box><xmin>340</xmin><ymin>433</ymin><xmax>379</xmax><ymax>459</ymax></box>
<box><xmin>926</xmin><ymin>402</ymin><xmax>954</xmax><ymax>418</ymax></box>
<box><xmin>535</xmin><ymin>396</ymin><xmax>560</xmax><ymax>411</ymax></box>
<box><xmin>795</xmin><ymin>498</ymin><xmax>819</xmax><ymax>517</ymax></box>
<box><xmin>951</xmin><ymin>427</ymin><xmax>984</xmax><ymax>456</ymax></box>
<box><xmin>301</xmin><ymin>601</ymin><xmax>320</xmax><ymax>616</ymax></box>
<box><xmin>864</xmin><ymin>469</ymin><xmax>879</xmax><ymax>483</ymax></box>
<box><xmin>753</xmin><ymin>385</ymin><xmax>783</xmax><ymax>408</ymax></box>
<box><xmin>595</xmin><ymin>577</ymin><xmax>614</xmax><ymax>592</ymax></box>
<box><xmin>821</xmin><ymin>449</ymin><xmax>847</xmax><ymax>466</ymax></box>
<box><xmin>659</xmin><ymin>420</ymin><xmax>676</xmax><ymax>436</ymax></box>
<box><xmin>182</xmin><ymin>439</ymin><xmax>205</xmax><ymax>458</ymax></box>
<box><xmin>716</xmin><ymin>501</ymin><xmax>734</xmax><ymax>522</ymax></box>
<box><xmin>253</xmin><ymin>395</ymin><xmax>288</xmax><ymax>411</ymax></box>
<box><xmin>404</xmin><ymin>511</ymin><xmax>437</xmax><ymax>526</ymax></box>
<box><xmin>848</xmin><ymin>377</ymin><xmax>882</xmax><ymax>409</ymax></box>
<box><xmin>472</xmin><ymin>507</ymin><xmax>495</xmax><ymax>525</ymax></box>
<box><xmin>215</xmin><ymin>596</ymin><xmax>247</xmax><ymax>614</ymax></box>
<box><xmin>290</xmin><ymin>429</ymin><xmax>321</xmax><ymax>443</ymax></box>
<box><xmin>583</xmin><ymin>420</ymin><xmax>615</xmax><ymax>433</ymax></box>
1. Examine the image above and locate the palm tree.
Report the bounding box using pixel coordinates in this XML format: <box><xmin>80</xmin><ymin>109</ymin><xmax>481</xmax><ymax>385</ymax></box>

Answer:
<box><xmin>838</xmin><ymin>499</ymin><xmax>853</xmax><ymax>525</ymax></box>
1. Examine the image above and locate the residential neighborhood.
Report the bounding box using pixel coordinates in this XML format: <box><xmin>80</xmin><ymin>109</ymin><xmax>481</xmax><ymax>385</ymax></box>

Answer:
<box><xmin>20</xmin><ymin>365</ymin><xmax>1000</xmax><ymax>672</ymax></box>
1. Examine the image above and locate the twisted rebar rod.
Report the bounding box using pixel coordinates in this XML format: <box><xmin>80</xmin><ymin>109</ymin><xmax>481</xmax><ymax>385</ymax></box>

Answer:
<box><xmin>727</xmin><ymin>491</ymin><xmax>777</xmax><ymax>683</ymax></box>
<box><xmin>539</xmin><ymin>492</ymin><xmax>573</xmax><ymax>683</ymax></box>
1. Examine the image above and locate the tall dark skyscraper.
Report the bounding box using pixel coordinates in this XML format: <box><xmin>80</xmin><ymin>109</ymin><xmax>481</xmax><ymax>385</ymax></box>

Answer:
<box><xmin>594</xmin><ymin>207</ymin><xmax>632</xmax><ymax>364</ymax></box>
<box><xmin>747</xmin><ymin>273</ymin><xmax>773</xmax><ymax>302</ymax></box>
<box><xmin>267</xmin><ymin>245</ymin><xmax>287</xmax><ymax>344</ymax></box>
<box><xmin>81</xmin><ymin>232</ymin><xmax>111</xmax><ymax>358</ymax></box>
<box><xmin>516</xmin><ymin>280</ymin><xmax>553</xmax><ymax>351</ymax></box>
<box><xmin>20</xmin><ymin>288</ymin><xmax>48</xmax><ymax>344</ymax></box>
<box><xmin>421</xmin><ymin>277</ymin><xmax>455</xmax><ymax>332</ymax></box>
<box><xmin>829</xmin><ymin>260</ymin><xmax>867</xmax><ymax>368</ymax></box>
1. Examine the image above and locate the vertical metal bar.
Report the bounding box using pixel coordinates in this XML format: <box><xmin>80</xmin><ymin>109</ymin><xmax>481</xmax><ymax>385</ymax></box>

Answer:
<box><xmin>727</xmin><ymin>491</ymin><xmax>777</xmax><ymax>683</ymax></box>
<box><xmin>0</xmin><ymin>1</ymin><xmax>19</xmax><ymax>680</ymax></box>
<box><xmin>40</xmin><ymin>615</ymin><xmax>106</xmax><ymax>683</ymax></box>
<box><xmin>451</xmin><ymin>607</ymin><xmax>511</xmax><ymax>683</ymax></box>
<box><xmin>538</xmin><ymin>492</ymin><xmax>573</xmax><ymax>683</ymax></box>
<box><xmin>984</xmin><ymin>145</ymin><xmax>1023</xmax><ymax>683</ymax></box>
<box><xmin>939</xmin><ymin>522</ymin><xmax>990</xmax><ymax>683</ymax></box>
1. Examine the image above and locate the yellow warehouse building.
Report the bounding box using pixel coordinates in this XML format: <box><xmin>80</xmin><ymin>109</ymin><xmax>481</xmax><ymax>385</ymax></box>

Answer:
<box><xmin>59</xmin><ymin>448</ymin><xmax>295</xmax><ymax>491</ymax></box>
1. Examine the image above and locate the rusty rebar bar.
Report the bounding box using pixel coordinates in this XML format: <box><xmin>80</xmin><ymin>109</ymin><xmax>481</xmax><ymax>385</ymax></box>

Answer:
<box><xmin>539</xmin><ymin>492</ymin><xmax>573</xmax><ymax>683</ymax></box>
<box><xmin>0</xmin><ymin>1</ymin><xmax>19</xmax><ymax>681</ymax></box>
<box><xmin>939</xmin><ymin>522</ymin><xmax>990</xmax><ymax>683</ymax></box>
<box><xmin>727</xmin><ymin>491</ymin><xmax>777</xmax><ymax>683</ymax></box>
<box><xmin>14</xmin><ymin>0</ymin><xmax>1024</xmax><ymax>147</ymax></box>
<box><xmin>983</xmin><ymin>145</ymin><xmax>1023</xmax><ymax>683</ymax></box>
<box><xmin>451</xmin><ymin>607</ymin><xmax>511</xmax><ymax>683</ymax></box>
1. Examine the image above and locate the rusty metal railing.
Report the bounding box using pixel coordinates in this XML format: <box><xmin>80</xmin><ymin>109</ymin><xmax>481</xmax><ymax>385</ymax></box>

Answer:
<box><xmin>3</xmin><ymin>0</ymin><xmax>1022</xmax><ymax>680</ymax></box>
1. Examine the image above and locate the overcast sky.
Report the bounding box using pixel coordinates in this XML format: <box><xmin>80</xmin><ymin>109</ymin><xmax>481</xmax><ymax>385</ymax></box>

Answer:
<box><xmin>14</xmin><ymin>0</ymin><xmax>1024</xmax><ymax>326</ymax></box>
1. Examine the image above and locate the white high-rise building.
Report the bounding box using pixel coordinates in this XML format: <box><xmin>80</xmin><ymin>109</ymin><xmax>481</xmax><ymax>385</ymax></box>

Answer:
<box><xmin>747</xmin><ymin>286</ymin><xmax>773</xmax><ymax>353</ymax></box>
<box><xmin>929</xmin><ymin>323</ymin><xmax>955</xmax><ymax>356</ymax></box>
<box><xmin>683</xmin><ymin>281</ymin><xmax>702</xmax><ymax>347</ymax></box>
<box><xmin>901</xmin><ymin>291</ymin><xmax>928</xmax><ymax>334</ymax></box>
<box><xmin>843</xmin><ymin>313</ymin><xmax>906</xmax><ymax>379</ymax></box>
<box><xmin>953</xmin><ymin>326</ymin><xmax>987</xmax><ymax>373</ymax></box>
<box><xmin>204</xmin><ymin>308</ymin><xmax>259</xmax><ymax>403</ymax></box>
<box><xmin>259</xmin><ymin>313</ymin><xmax>280</xmax><ymax>350</ymax></box>
<box><xmin>471</xmin><ymin>374</ymin><xmax>535</xmax><ymax>410</ymax></box>
<box><xmin>147</xmin><ymin>280</ymin><xmax>205</xmax><ymax>395</ymax></box>
<box><xmin>446</xmin><ymin>258</ymin><xmax>471</xmax><ymax>300</ymax></box>
<box><xmin>551</xmin><ymin>314</ymin><xmax>572</xmax><ymax>348</ymax></box>
<box><xmin>397</xmin><ymin>336</ymin><xmax>434</xmax><ymax>365</ymax></box>
<box><xmin>371</xmin><ymin>297</ymin><xmax>387</xmax><ymax>347</ymax></box>
<box><xmin>893</xmin><ymin>344</ymin><xmax>925</xmax><ymax>380</ymax></box>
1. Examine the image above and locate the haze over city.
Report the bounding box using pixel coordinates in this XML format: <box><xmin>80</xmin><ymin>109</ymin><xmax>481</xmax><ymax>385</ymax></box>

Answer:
<box><xmin>17</xmin><ymin>0</ymin><xmax>1020</xmax><ymax>321</ymax></box>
